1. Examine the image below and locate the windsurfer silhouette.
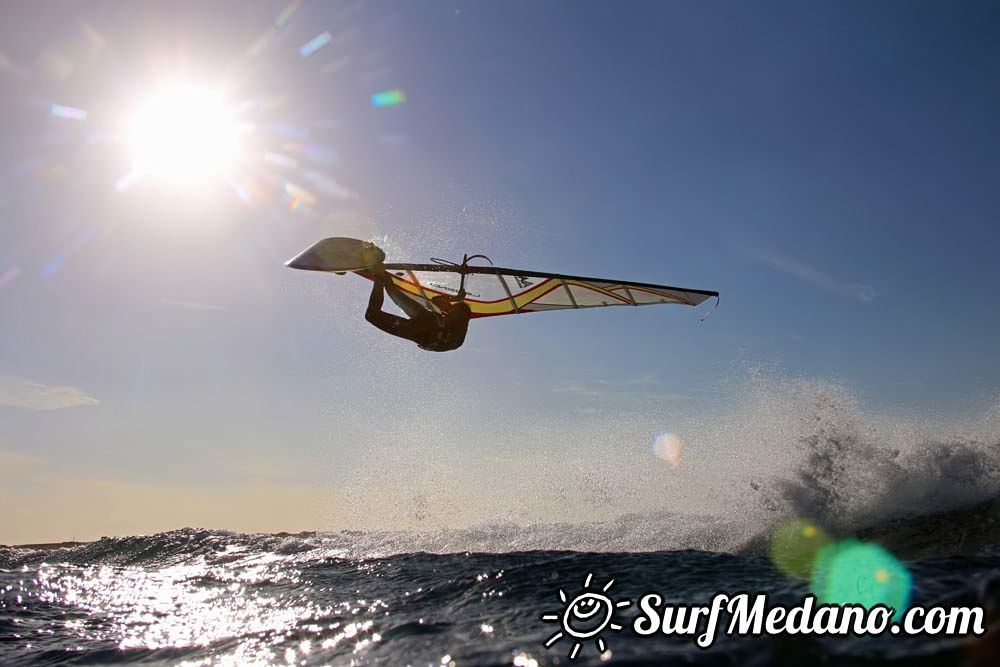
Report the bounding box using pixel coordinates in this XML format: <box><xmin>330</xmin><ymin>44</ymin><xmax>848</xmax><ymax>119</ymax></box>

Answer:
<box><xmin>365</xmin><ymin>264</ymin><xmax>471</xmax><ymax>352</ymax></box>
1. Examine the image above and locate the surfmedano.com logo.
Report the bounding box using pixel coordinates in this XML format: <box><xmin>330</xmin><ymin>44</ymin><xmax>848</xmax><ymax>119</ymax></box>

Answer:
<box><xmin>539</xmin><ymin>572</ymin><xmax>986</xmax><ymax>661</ymax></box>
<box><xmin>539</xmin><ymin>573</ymin><xmax>632</xmax><ymax>660</ymax></box>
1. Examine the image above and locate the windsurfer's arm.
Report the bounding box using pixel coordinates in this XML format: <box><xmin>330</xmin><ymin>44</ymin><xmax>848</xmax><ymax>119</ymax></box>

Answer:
<box><xmin>366</xmin><ymin>272</ymin><xmax>387</xmax><ymax>315</ymax></box>
<box><xmin>366</xmin><ymin>273</ymin><xmax>418</xmax><ymax>339</ymax></box>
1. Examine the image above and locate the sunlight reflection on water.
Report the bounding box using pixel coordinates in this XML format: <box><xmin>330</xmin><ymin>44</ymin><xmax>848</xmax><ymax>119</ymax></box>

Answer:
<box><xmin>21</xmin><ymin>560</ymin><xmax>385</xmax><ymax>664</ymax></box>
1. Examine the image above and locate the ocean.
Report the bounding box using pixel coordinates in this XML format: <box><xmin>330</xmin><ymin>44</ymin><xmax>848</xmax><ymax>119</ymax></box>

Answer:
<box><xmin>3</xmin><ymin>380</ymin><xmax>1000</xmax><ymax>665</ymax></box>
<box><xmin>2</xmin><ymin>528</ymin><xmax>999</xmax><ymax>665</ymax></box>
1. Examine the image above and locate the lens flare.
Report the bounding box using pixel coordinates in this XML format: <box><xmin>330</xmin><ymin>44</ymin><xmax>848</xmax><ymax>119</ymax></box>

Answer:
<box><xmin>651</xmin><ymin>432</ymin><xmax>683</xmax><ymax>467</ymax></box>
<box><xmin>275</xmin><ymin>1</ymin><xmax>301</xmax><ymax>28</ymax></box>
<box><xmin>50</xmin><ymin>103</ymin><xmax>87</xmax><ymax>121</ymax></box>
<box><xmin>264</xmin><ymin>151</ymin><xmax>298</xmax><ymax>169</ymax></box>
<box><xmin>299</xmin><ymin>32</ymin><xmax>332</xmax><ymax>58</ymax></box>
<box><xmin>811</xmin><ymin>539</ymin><xmax>912</xmax><ymax>621</ymax></box>
<box><xmin>769</xmin><ymin>518</ymin><xmax>831</xmax><ymax>579</ymax></box>
<box><xmin>285</xmin><ymin>182</ymin><xmax>316</xmax><ymax>210</ymax></box>
<box><xmin>370</xmin><ymin>90</ymin><xmax>406</xmax><ymax>107</ymax></box>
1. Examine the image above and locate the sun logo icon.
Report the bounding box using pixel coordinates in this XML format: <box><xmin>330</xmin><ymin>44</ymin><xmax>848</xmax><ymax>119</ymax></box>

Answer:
<box><xmin>540</xmin><ymin>572</ymin><xmax>632</xmax><ymax>660</ymax></box>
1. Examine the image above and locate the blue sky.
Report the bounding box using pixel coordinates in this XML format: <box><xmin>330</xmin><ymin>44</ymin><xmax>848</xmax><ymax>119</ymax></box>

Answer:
<box><xmin>2</xmin><ymin>1</ymin><xmax>999</xmax><ymax>543</ymax></box>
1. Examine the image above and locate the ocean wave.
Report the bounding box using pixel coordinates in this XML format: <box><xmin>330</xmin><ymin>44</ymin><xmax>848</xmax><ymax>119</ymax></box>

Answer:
<box><xmin>4</xmin><ymin>375</ymin><xmax>999</xmax><ymax>568</ymax></box>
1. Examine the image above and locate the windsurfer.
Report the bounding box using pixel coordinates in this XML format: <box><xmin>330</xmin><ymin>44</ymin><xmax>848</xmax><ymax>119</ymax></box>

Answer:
<box><xmin>365</xmin><ymin>266</ymin><xmax>471</xmax><ymax>352</ymax></box>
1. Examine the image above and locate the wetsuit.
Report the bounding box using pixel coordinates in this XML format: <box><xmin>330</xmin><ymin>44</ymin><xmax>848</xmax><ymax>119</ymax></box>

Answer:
<box><xmin>365</xmin><ymin>272</ymin><xmax>471</xmax><ymax>352</ymax></box>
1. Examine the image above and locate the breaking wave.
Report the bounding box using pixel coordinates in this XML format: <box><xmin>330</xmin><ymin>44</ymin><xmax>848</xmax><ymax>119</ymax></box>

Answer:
<box><xmin>4</xmin><ymin>373</ymin><xmax>998</xmax><ymax>568</ymax></box>
<box><xmin>744</xmin><ymin>378</ymin><xmax>1000</xmax><ymax>534</ymax></box>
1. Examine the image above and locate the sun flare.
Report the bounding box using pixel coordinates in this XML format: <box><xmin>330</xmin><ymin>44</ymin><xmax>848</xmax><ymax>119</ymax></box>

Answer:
<box><xmin>123</xmin><ymin>84</ymin><xmax>247</xmax><ymax>186</ymax></box>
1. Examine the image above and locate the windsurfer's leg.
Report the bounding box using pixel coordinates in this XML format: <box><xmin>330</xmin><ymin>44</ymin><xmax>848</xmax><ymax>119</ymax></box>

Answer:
<box><xmin>366</xmin><ymin>309</ymin><xmax>416</xmax><ymax>339</ymax></box>
<box><xmin>365</xmin><ymin>303</ymin><xmax>418</xmax><ymax>341</ymax></box>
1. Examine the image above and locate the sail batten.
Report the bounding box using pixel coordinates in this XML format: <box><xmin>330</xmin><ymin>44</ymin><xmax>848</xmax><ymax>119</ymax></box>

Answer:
<box><xmin>495</xmin><ymin>272</ymin><xmax>520</xmax><ymax>313</ymax></box>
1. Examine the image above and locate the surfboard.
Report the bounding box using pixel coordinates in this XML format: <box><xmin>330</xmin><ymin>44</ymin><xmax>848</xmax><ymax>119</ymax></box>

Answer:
<box><xmin>285</xmin><ymin>237</ymin><xmax>385</xmax><ymax>273</ymax></box>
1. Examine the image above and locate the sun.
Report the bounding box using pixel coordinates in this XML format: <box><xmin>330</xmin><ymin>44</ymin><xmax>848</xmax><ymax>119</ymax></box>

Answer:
<box><xmin>540</xmin><ymin>572</ymin><xmax>631</xmax><ymax>661</ymax></box>
<box><xmin>122</xmin><ymin>83</ymin><xmax>247</xmax><ymax>187</ymax></box>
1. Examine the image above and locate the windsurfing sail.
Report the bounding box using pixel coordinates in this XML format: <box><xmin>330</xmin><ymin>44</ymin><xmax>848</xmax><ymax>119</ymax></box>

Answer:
<box><xmin>358</xmin><ymin>263</ymin><xmax>717</xmax><ymax>319</ymax></box>
<box><xmin>286</xmin><ymin>237</ymin><xmax>718</xmax><ymax>319</ymax></box>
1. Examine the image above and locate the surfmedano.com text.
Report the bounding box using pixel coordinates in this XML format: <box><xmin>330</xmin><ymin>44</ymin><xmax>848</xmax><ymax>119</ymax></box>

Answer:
<box><xmin>633</xmin><ymin>593</ymin><xmax>986</xmax><ymax>648</ymax></box>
